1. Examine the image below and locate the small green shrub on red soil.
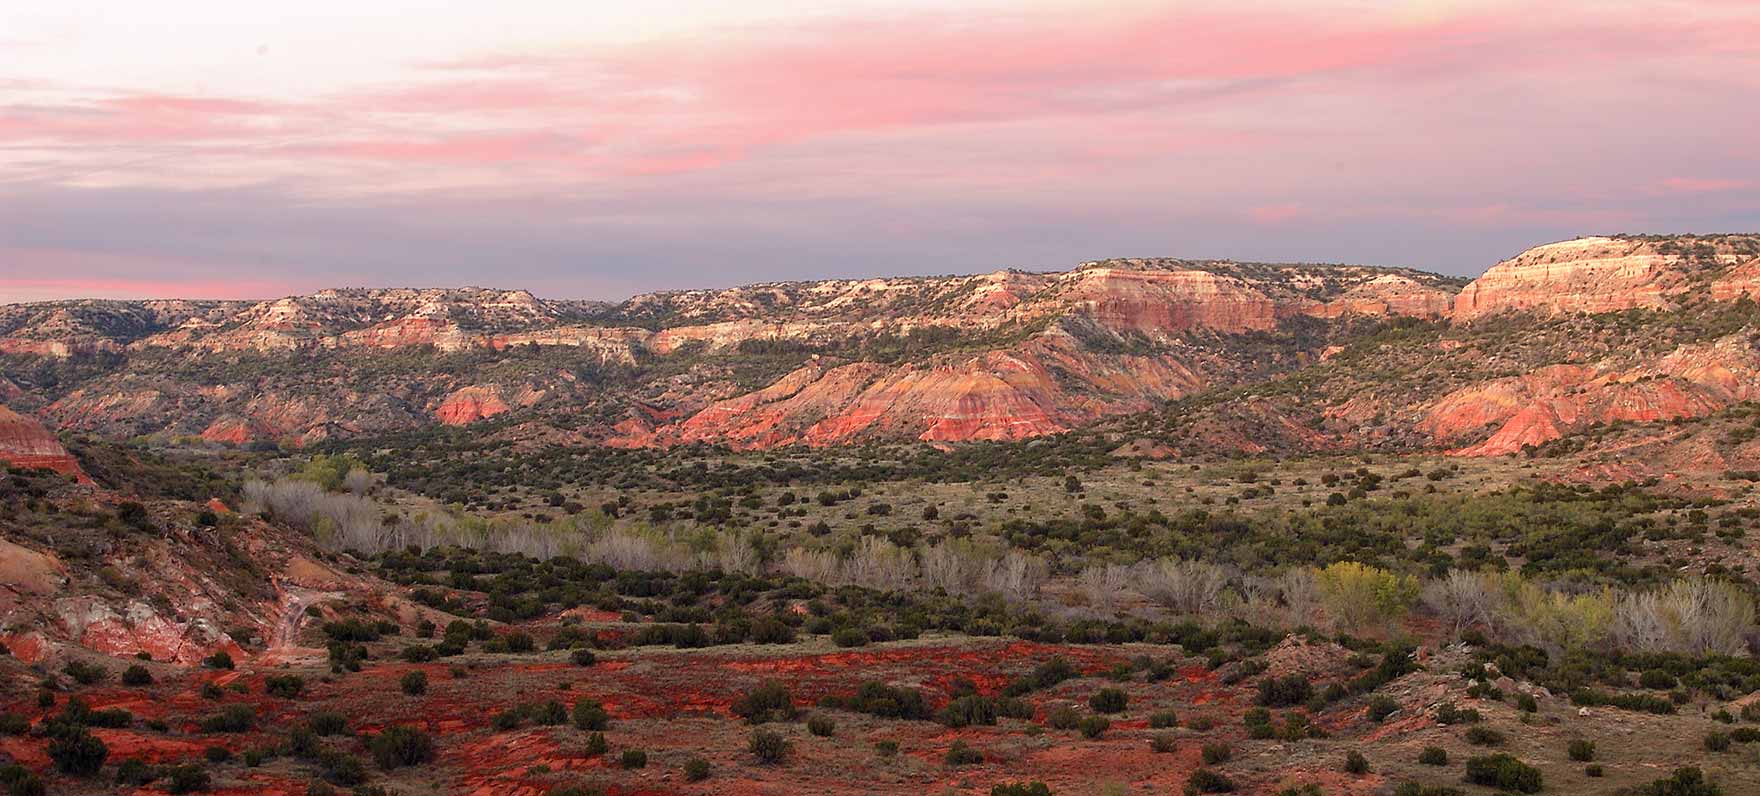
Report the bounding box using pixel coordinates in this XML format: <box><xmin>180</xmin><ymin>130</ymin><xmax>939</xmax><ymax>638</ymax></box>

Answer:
<box><xmin>265</xmin><ymin>674</ymin><xmax>305</xmax><ymax>698</ymax></box>
<box><xmin>114</xmin><ymin>758</ymin><xmax>156</xmax><ymax>786</ymax></box>
<box><xmin>1704</xmin><ymin>731</ymin><xmax>1731</xmax><ymax>752</ymax></box>
<box><xmin>583</xmin><ymin>732</ymin><xmax>607</xmax><ymax>757</ymax></box>
<box><xmin>1635</xmin><ymin>767</ymin><xmax>1721</xmax><ymax>796</ymax></box>
<box><xmin>203</xmin><ymin>650</ymin><xmax>234</xmax><ymax>670</ymax></box>
<box><xmin>750</xmin><ymin>729</ymin><xmax>790</xmax><ymax>765</ymax></box>
<box><xmin>307</xmin><ymin>711</ymin><xmax>349</xmax><ymax>736</ymax></box>
<box><xmin>832</xmin><ymin>627</ymin><xmax>870</xmax><ymax>647</ymax></box>
<box><xmin>1149</xmin><ymin>709</ymin><xmax>1178</xmax><ymax>728</ymax></box>
<box><xmin>1089</xmin><ymin>687</ymin><xmax>1128</xmax><ymax>714</ymax></box>
<box><xmin>48</xmin><ymin>727</ymin><xmax>108</xmax><ymax>776</ymax></box>
<box><xmin>806</xmin><ymin>715</ymin><xmax>835</xmax><ymax>737</ymax></box>
<box><xmin>1201</xmin><ymin>743</ymin><xmax>1232</xmax><ymax>765</ymax></box>
<box><xmin>683</xmin><ymin>756</ymin><xmax>710</xmax><ymax>781</ymax></box>
<box><xmin>1569</xmin><ymin>739</ymin><xmax>1596</xmax><ymax>761</ymax></box>
<box><xmin>1344</xmin><ymin>750</ymin><xmax>1369</xmax><ymax>774</ymax></box>
<box><xmin>1463</xmin><ymin>754</ymin><xmax>1543</xmax><ymax>793</ymax></box>
<box><xmin>1257</xmin><ymin>674</ymin><xmax>1313</xmax><ymax>707</ymax></box>
<box><xmin>992</xmin><ymin>783</ymin><xmax>1052</xmax><ymax>796</ymax></box>
<box><xmin>400</xmin><ymin>670</ymin><xmax>427</xmax><ymax>695</ymax></box>
<box><xmin>368</xmin><ymin>726</ymin><xmax>435</xmax><ymax>769</ymax></box>
<box><xmin>572</xmin><ymin>698</ymin><xmax>610</xmax><ymax>731</ymax></box>
<box><xmin>1151</xmin><ymin>733</ymin><xmax>1177</xmax><ymax>753</ymax></box>
<box><xmin>121</xmin><ymin>665</ymin><xmax>153</xmax><ymax>686</ymax></box>
<box><xmin>199</xmin><ymin>704</ymin><xmax>255</xmax><ymax>733</ymax></box>
<box><xmin>163</xmin><ymin>764</ymin><xmax>210</xmax><ymax>794</ymax></box>
<box><xmin>1187</xmin><ymin>769</ymin><xmax>1236</xmax><ymax>793</ymax></box>
<box><xmin>818</xmin><ymin>681</ymin><xmax>931</xmax><ymax>720</ymax></box>
<box><xmin>570</xmin><ymin>648</ymin><xmax>596</xmax><ymax>666</ymax></box>
<box><xmin>1465</xmin><ymin>726</ymin><xmax>1505</xmax><ymax>746</ymax></box>
<box><xmin>1391</xmin><ymin>784</ymin><xmax>1463</xmax><ymax>796</ymax></box>
<box><xmin>733</xmin><ymin>681</ymin><xmax>797</xmax><ymax>724</ymax></box>
<box><xmin>620</xmin><ymin>750</ymin><xmax>647</xmax><ymax>769</ymax></box>
<box><xmin>1418</xmin><ymin>746</ymin><xmax>1448</xmax><ymax>765</ymax></box>
<box><xmin>1078</xmin><ymin>715</ymin><xmax>1109</xmax><ymax>738</ymax></box>
<box><xmin>1047</xmin><ymin>706</ymin><xmax>1081</xmax><ymax>730</ymax></box>
<box><xmin>944</xmin><ymin>740</ymin><xmax>983</xmax><ymax>766</ymax></box>
<box><xmin>1367</xmin><ymin>695</ymin><xmax>1399</xmax><ymax>722</ymax></box>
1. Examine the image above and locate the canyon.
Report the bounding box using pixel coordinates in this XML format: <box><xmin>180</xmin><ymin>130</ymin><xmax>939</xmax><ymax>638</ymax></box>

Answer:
<box><xmin>3</xmin><ymin>234</ymin><xmax>1760</xmax><ymax>467</ymax></box>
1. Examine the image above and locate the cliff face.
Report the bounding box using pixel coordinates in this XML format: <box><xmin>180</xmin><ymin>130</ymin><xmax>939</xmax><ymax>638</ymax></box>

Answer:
<box><xmin>1451</xmin><ymin>235</ymin><xmax>1760</xmax><ymax>322</ymax></box>
<box><xmin>11</xmin><ymin>235</ymin><xmax>1760</xmax><ymax>459</ymax></box>
<box><xmin>0</xmin><ymin>404</ymin><xmax>88</xmax><ymax>481</ymax></box>
<box><xmin>2</xmin><ymin>258</ymin><xmax>1459</xmax><ymax>448</ymax></box>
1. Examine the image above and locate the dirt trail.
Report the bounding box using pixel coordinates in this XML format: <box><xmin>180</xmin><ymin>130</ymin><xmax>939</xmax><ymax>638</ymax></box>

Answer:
<box><xmin>258</xmin><ymin>582</ymin><xmax>340</xmax><ymax>664</ymax></box>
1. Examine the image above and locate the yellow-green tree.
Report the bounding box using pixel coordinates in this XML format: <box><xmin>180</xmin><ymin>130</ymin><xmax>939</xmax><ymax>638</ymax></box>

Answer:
<box><xmin>1316</xmin><ymin>561</ymin><xmax>1419</xmax><ymax>632</ymax></box>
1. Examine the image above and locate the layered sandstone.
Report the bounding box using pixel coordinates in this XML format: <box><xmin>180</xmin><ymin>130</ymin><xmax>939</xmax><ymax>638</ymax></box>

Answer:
<box><xmin>1451</xmin><ymin>235</ymin><xmax>1760</xmax><ymax>322</ymax></box>
<box><xmin>0</xmin><ymin>404</ymin><xmax>88</xmax><ymax>481</ymax></box>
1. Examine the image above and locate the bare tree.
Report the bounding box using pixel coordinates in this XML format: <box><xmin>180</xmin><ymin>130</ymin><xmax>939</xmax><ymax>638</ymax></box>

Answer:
<box><xmin>1140</xmin><ymin>558</ymin><xmax>1229</xmax><ymax>615</ymax></box>
<box><xmin>1078</xmin><ymin>563</ymin><xmax>1132</xmax><ymax>614</ymax></box>
<box><xmin>1422</xmin><ymin>570</ymin><xmax>1496</xmax><ymax>637</ymax></box>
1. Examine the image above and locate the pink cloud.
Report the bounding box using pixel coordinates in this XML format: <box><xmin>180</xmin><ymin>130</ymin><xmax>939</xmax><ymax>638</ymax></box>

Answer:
<box><xmin>1658</xmin><ymin>177</ymin><xmax>1751</xmax><ymax>194</ymax></box>
<box><xmin>0</xmin><ymin>248</ymin><xmax>296</xmax><ymax>302</ymax></box>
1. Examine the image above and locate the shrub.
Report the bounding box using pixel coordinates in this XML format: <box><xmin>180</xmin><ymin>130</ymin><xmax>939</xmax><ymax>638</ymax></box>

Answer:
<box><xmin>1463</xmin><ymin>754</ymin><xmax>1543</xmax><ymax>793</ymax></box>
<box><xmin>1418</xmin><ymin>746</ymin><xmax>1448</xmax><ymax>765</ymax></box>
<box><xmin>1201</xmin><ymin>743</ymin><xmax>1232</xmax><ymax>765</ymax></box>
<box><xmin>1344</xmin><ymin>750</ymin><xmax>1369</xmax><ymax>774</ymax></box>
<box><xmin>1635</xmin><ymin>767</ymin><xmax>1721</xmax><ymax>796</ymax></box>
<box><xmin>874</xmin><ymin>740</ymin><xmax>899</xmax><ymax>758</ymax></box>
<box><xmin>1367</xmin><ymin>695</ymin><xmax>1399</xmax><ymax>722</ymax></box>
<box><xmin>1568</xmin><ymin>739</ymin><xmax>1596</xmax><ymax>761</ymax></box>
<box><xmin>582</xmin><ymin>732</ymin><xmax>607</xmax><ymax>757</ymax></box>
<box><xmin>733</xmin><ymin>681</ymin><xmax>797</xmax><ymax>724</ymax></box>
<box><xmin>570</xmin><ymin>648</ymin><xmax>597</xmax><ymax>666</ymax></box>
<box><xmin>1516</xmin><ymin>693</ymin><xmax>1538</xmax><ymax>712</ymax></box>
<box><xmin>308</xmin><ymin>711</ymin><xmax>349</xmax><ymax>736</ymax></box>
<box><xmin>572</xmin><ymin>698</ymin><xmax>610</xmax><ymax>731</ymax></box>
<box><xmin>1047</xmin><ymin>706</ymin><xmax>1081</xmax><ymax>730</ymax></box>
<box><xmin>265</xmin><ymin>675</ymin><xmax>305</xmax><ymax>698</ymax></box>
<box><xmin>203</xmin><ymin>650</ymin><xmax>235</xmax><ymax>670</ymax></box>
<box><xmin>1585</xmin><ymin>764</ymin><xmax>1604</xmax><ymax>777</ymax></box>
<box><xmin>162</xmin><ymin>764</ymin><xmax>210</xmax><ymax>794</ymax></box>
<box><xmin>0</xmin><ymin>714</ymin><xmax>28</xmax><ymax>735</ymax></box>
<box><xmin>1640</xmin><ymin>669</ymin><xmax>1679</xmax><ymax>689</ymax></box>
<box><xmin>400</xmin><ymin>670</ymin><xmax>427</xmax><ymax>695</ymax></box>
<box><xmin>200</xmin><ymin>705</ymin><xmax>255</xmax><ymax>733</ymax></box>
<box><xmin>1704</xmin><ymin>731</ymin><xmax>1731</xmax><ymax>752</ymax></box>
<box><xmin>1257</xmin><ymin>674</ymin><xmax>1313</xmax><ymax>708</ymax></box>
<box><xmin>1188</xmin><ymin>769</ymin><xmax>1236</xmax><ymax>793</ymax></box>
<box><xmin>1434</xmin><ymin>702</ymin><xmax>1480</xmax><ymax>724</ymax></box>
<box><xmin>1089</xmin><ymin>688</ymin><xmax>1128</xmax><ymax>714</ymax></box>
<box><xmin>1149</xmin><ymin>709</ymin><xmax>1179</xmax><ymax>728</ymax></box>
<box><xmin>831</xmin><ymin>627</ymin><xmax>870</xmax><ymax>648</ymax></box>
<box><xmin>620</xmin><ymin>749</ymin><xmax>647</xmax><ymax>769</ymax></box>
<box><xmin>1392</xmin><ymin>784</ymin><xmax>1464</xmax><ymax>796</ymax></box>
<box><xmin>1078</xmin><ymin>715</ymin><xmax>1109</xmax><ymax>739</ymax></box>
<box><xmin>1465</xmin><ymin>726</ymin><xmax>1505</xmax><ymax>746</ymax></box>
<box><xmin>944</xmin><ymin>740</ymin><xmax>983</xmax><ymax>766</ymax></box>
<box><xmin>1151</xmin><ymin>733</ymin><xmax>1177</xmax><ymax>753</ymax></box>
<box><xmin>750</xmin><ymin>729</ymin><xmax>790</xmax><ymax>765</ymax></box>
<box><xmin>48</xmin><ymin>728</ymin><xmax>108</xmax><ymax>775</ymax></box>
<box><xmin>121</xmin><ymin>665</ymin><xmax>153</xmax><ymax>687</ymax></box>
<box><xmin>367</xmin><ymin>726</ymin><xmax>434</xmax><ymax>769</ymax></box>
<box><xmin>205</xmin><ymin>746</ymin><xmax>231</xmax><ymax>763</ymax></box>
<box><xmin>993</xmin><ymin>783</ymin><xmax>1052</xmax><ymax>796</ymax></box>
<box><xmin>683</xmin><ymin>756</ymin><xmax>710</xmax><ymax>781</ymax></box>
<box><xmin>807</xmin><ymin>715</ymin><xmax>836</xmax><ymax>737</ymax></box>
<box><xmin>114</xmin><ymin>758</ymin><xmax>157</xmax><ymax>785</ymax></box>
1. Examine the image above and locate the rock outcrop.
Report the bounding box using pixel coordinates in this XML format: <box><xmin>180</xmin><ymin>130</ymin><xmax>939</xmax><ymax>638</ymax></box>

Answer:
<box><xmin>1451</xmin><ymin>235</ymin><xmax>1760</xmax><ymax>322</ymax></box>
<box><xmin>0</xmin><ymin>404</ymin><xmax>88</xmax><ymax>481</ymax></box>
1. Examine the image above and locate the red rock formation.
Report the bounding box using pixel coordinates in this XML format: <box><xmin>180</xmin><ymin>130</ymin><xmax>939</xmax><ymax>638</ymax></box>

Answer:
<box><xmin>436</xmin><ymin>386</ymin><xmax>511</xmax><ymax>425</ymax></box>
<box><xmin>1307</xmin><ymin>274</ymin><xmax>1454</xmax><ymax>319</ymax></box>
<box><xmin>1451</xmin><ymin>235</ymin><xmax>1760</xmax><ymax>322</ymax></box>
<box><xmin>0</xmin><ymin>404</ymin><xmax>89</xmax><ymax>482</ymax></box>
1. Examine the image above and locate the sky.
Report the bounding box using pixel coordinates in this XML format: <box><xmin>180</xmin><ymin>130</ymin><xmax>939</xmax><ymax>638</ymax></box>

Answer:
<box><xmin>2</xmin><ymin>0</ymin><xmax>1758</xmax><ymax>303</ymax></box>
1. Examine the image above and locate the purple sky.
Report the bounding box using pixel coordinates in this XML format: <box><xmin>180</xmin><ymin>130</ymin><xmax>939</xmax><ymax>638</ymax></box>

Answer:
<box><xmin>3</xmin><ymin>1</ymin><xmax>1758</xmax><ymax>302</ymax></box>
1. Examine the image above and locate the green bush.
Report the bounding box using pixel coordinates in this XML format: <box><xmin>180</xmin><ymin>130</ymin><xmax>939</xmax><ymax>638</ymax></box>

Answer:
<box><xmin>48</xmin><ymin>728</ymin><xmax>108</xmax><ymax>776</ymax></box>
<box><xmin>1089</xmin><ymin>688</ymin><xmax>1128</xmax><ymax>714</ymax></box>
<box><xmin>1201</xmin><ymin>743</ymin><xmax>1232</xmax><ymax>765</ymax></box>
<box><xmin>683</xmin><ymin>756</ymin><xmax>710</xmax><ymax>781</ymax></box>
<box><xmin>1635</xmin><ymin>767</ymin><xmax>1720</xmax><ymax>796</ymax></box>
<box><xmin>806</xmin><ymin>715</ymin><xmax>835</xmax><ymax>737</ymax></box>
<box><xmin>1148</xmin><ymin>709</ymin><xmax>1178</xmax><ymax>728</ymax></box>
<box><xmin>832</xmin><ymin>627</ymin><xmax>870</xmax><ymax>648</ymax></box>
<box><xmin>203</xmin><ymin>650</ymin><xmax>234</xmax><ymax>670</ymax></box>
<box><xmin>1078</xmin><ymin>715</ymin><xmax>1109</xmax><ymax>739</ymax></box>
<box><xmin>1418</xmin><ymin>746</ymin><xmax>1447</xmax><ymax>765</ymax></box>
<box><xmin>1463</xmin><ymin>754</ymin><xmax>1543</xmax><ymax>793</ymax></box>
<box><xmin>944</xmin><ymin>740</ymin><xmax>983</xmax><ymax>766</ymax></box>
<box><xmin>570</xmin><ymin>648</ymin><xmax>596</xmax><ymax>666</ymax></box>
<box><xmin>199</xmin><ymin>704</ymin><xmax>255</xmax><ymax>733</ymax></box>
<box><xmin>1257</xmin><ymin>674</ymin><xmax>1313</xmax><ymax>708</ymax></box>
<box><xmin>750</xmin><ymin>729</ymin><xmax>790</xmax><ymax>765</ymax></box>
<box><xmin>265</xmin><ymin>674</ymin><xmax>305</xmax><ymax>698</ymax></box>
<box><xmin>368</xmin><ymin>726</ymin><xmax>435</xmax><ymax>769</ymax></box>
<box><xmin>161</xmin><ymin>764</ymin><xmax>210</xmax><ymax>794</ymax></box>
<box><xmin>1704</xmin><ymin>731</ymin><xmax>1730</xmax><ymax>752</ymax></box>
<box><xmin>572</xmin><ymin>698</ymin><xmax>610</xmax><ymax>731</ymax></box>
<box><xmin>1151</xmin><ymin>733</ymin><xmax>1177</xmax><ymax>753</ymax></box>
<box><xmin>1640</xmin><ymin>669</ymin><xmax>1679</xmax><ymax>689</ymax></box>
<box><xmin>1465</xmin><ymin>726</ymin><xmax>1505</xmax><ymax>746</ymax></box>
<box><xmin>733</xmin><ymin>682</ymin><xmax>797</xmax><ymax>724</ymax></box>
<box><xmin>121</xmin><ymin>665</ymin><xmax>153</xmax><ymax>686</ymax></box>
<box><xmin>1367</xmin><ymin>695</ymin><xmax>1399</xmax><ymax>722</ymax></box>
<box><xmin>1343</xmin><ymin>750</ymin><xmax>1369</xmax><ymax>774</ymax></box>
<box><xmin>992</xmin><ymin>783</ymin><xmax>1052</xmax><ymax>796</ymax></box>
<box><xmin>1568</xmin><ymin>739</ymin><xmax>1596</xmax><ymax>761</ymax></box>
<box><xmin>400</xmin><ymin>670</ymin><xmax>427</xmax><ymax>695</ymax></box>
<box><xmin>1188</xmin><ymin>769</ymin><xmax>1236</xmax><ymax>793</ymax></box>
